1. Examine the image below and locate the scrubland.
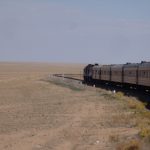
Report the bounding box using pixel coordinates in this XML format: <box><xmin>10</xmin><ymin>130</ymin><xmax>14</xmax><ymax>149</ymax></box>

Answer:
<box><xmin>0</xmin><ymin>62</ymin><xmax>150</xmax><ymax>150</ymax></box>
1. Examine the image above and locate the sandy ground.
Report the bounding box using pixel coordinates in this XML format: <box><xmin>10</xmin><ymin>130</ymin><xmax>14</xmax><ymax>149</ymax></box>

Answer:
<box><xmin>0</xmin><ymin>62</ymin><xmax>138</xmax><ymax>150</ymax></box>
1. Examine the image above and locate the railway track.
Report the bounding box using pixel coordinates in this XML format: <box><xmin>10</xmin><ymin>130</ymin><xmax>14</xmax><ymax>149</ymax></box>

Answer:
<box><xmin>53</xmin><ymin>74</ymin><xmax>83</xmax><ymax>81</ymax></box>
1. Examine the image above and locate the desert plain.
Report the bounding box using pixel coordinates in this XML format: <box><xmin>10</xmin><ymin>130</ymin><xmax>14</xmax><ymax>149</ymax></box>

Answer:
<box><xmin>0</xmin><ymin>62</ymin><xmax>149</xmax><ymax>150</ymax></box>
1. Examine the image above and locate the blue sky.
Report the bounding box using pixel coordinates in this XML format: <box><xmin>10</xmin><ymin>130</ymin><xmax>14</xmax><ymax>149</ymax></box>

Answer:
<box><xmin>0</xmin><ymin>0</ymin><xmax>150</xmax><ymax>64</ymax></box>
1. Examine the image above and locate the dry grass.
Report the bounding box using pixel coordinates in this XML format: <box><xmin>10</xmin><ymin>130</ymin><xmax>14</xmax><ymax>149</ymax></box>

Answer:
<box><xmin>125</xmin><ymin>98</ymin><xmax>150</xmax><ymax>139</ymax></box>
<box><xmin>99</xmin><ymin>91</ymin><xmax>125</xmax><ymax>102</ymax></box>
<box><xmin>98</xmin><ymin>89</ymin><xmax>150</xmax><ymax>148</ymax></box>
<box><xmin>109</xmin><ymin>134</ymin><xmax>119</xmax><ymax>143</ymax></box>
<box><xmin>115</xmin><ymin>91</ymin><xmax>124</xmax><ymax>100</ymax></box>
<box><xmin>139</xmin><ymin>127</ymin><xmax>150</xmax><ymax>138</ymax></box>
<box><xmin>127</xmin><ymin>98</ymin><xmax>145</xmax><ymax>112</ymax></box>
<box><xmin>117</xmin><ymin>139</ymin><xmax>141</xmax><ymax>150</ymax></box>
<box><xmin>0</xmin><ymin>62</ymin><xmax>149</xmax><ymax>150</ymax></box>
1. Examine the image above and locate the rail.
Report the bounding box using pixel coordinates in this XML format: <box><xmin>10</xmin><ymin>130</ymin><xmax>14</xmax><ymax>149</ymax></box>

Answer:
<box><xmin>53</xmin><ymin>74</ymin><xmax>83</xmax><ymax>81</ymax></box>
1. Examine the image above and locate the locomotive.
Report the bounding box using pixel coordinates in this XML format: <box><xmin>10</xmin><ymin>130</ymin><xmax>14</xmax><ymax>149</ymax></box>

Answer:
<box><xmin>83</xmin><ymin>61</ymin><xmax>150</xmax><ymax>90</ymax></box>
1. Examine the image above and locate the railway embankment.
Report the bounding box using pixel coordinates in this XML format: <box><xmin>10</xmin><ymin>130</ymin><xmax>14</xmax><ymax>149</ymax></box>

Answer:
<box><xmin>49</xmin><ymin>74</ymin><xmax>150</xmax><ymax>149</ymax></box>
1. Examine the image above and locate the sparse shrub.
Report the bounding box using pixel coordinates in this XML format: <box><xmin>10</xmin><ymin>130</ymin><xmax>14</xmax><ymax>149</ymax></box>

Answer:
<box><xmin>115</xmin><ymin>92</ymin><xmax>124</xmax><ymax>100</ymax></box>
<box><xmin>117</xmin><ymin>139</ymin><xmax>141</xmax><ymax>150</ymax></box>
<box><xmin>101</xmin><ymin>93</ymin><xmax>115</xmax><ymax>100</ymax></box>
<box><xmin>127</xmin><ymin>99</ymin><xmax>145</xmax><ymax>112</ymax></box>
<box><xmin>139</xmin><ymin>127</ymin><xmax>150</xmax><ymax>138</ymax></box>
<box><xmin>109</xmin><ymin>134</ymin><xmax>119</xmax><ymax>142</ymax></box>
<box><xmin>140</xmin><ymin>111</ymin><xmax>150</xmax><ymax>119</ymax></box>
<box><xmin>101</xmin><ymin>91</ymin><xmax>124</xmax><ymax>101</ymax></box>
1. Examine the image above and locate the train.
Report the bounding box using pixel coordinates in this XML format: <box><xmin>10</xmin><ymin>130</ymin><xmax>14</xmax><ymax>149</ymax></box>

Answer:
<box><xmin>83</xmin><ymin>61</ymin><xmax>150</xmax><ymax>90</ymax></box>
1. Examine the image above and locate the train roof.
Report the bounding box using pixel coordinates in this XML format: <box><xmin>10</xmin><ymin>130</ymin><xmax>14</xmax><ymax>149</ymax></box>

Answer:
<box><xmin>139</xmin><ymin>61</ymin><xmax>150</xmax><ymax>67</ymax></box>
<box><xmin>101</xmin><ymin>64</ymin><xmax>114</xmax><ymax>68</ymax></box>
<box><xmin>84</xmin><ymin>61</ymin><xmax>150</xmax><ymax>70</ymax></box>
<box><xmin>123</xmin><ymin>63</ymin><xmax>139</xmax><ymax>68</ymax></box>
<box><xmin>93</xmin><ymin>65</ymin><xmax>102</xmax><ymax>69</ymax></box>
<box><xmin>111</xmin><ymin>64</ymin><xmax>124</xmax><ymax>68</ymax></box>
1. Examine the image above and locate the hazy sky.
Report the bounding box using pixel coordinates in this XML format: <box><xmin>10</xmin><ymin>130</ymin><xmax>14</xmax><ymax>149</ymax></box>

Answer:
<box><xmin>0</xmin><ymin>0</ymin><xmax>150</xmax><ymax>64</ymax></box>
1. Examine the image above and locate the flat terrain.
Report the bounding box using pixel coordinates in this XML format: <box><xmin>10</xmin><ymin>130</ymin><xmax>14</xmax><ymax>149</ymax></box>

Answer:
<box><xmin>0</xmin><ymin>62</ymin><xmax>149</xmax><ymax>150</ymax></box>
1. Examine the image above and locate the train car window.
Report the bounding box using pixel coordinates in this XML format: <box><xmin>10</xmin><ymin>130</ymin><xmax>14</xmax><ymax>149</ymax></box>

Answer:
<box><xmin>141</xmin><ymin>71</ymin><xmax>148</xmax><ymax>78</ymax></box>
<box><xmin>124</xmin><ymin>71</ymin><xmax>126</xmax><ymax>76</ymax></box>
<box><xmin>117</xmin><ymin>71</ymin><xmax>119</xmax><ymax>75</ymax></box>
<box><xmin>145</xmin><ymin>71</ymin><xmax>147</xmax><ymax>78</ymax></box>
<box><xmin>141</xmin><ymin>71</ymin><xmax>143</xmax><ymax>77</ymax></box>
<box><xmin>146</xmin><ymin>71</ymin><xmax>148</xmax><ymax>78</ymax></box>
<box><xmin>138</xmin><ymin>71</ymin><xmax>141</xmax><ymax>77</ymax></box>
<box><xmin>125</xmin><ymin>70</ymin><xmax>134</xmax><ymax>77</ymax></box>
<box><xmin>120</xmin><ymin>71</ymin><xmax>122</xmax><ymax>75</ymax></box>
<box><xmin>140</xmin><ymin>71</ymin><xmax>142</xmax><ymax>77</ymax></box>
<box><xmin>132</xmin><ymin>71</ymin><xmax>135</xmax><ymax>77</ymax></box>
<box><xmin>133</xmin><ymin>71</ymin><xmax>136</xmax><ymax>77</ymax></box>
<box><xmin>143</xmin><ymin>71</ymin><xmax>146</xmax><ymax>77</ymax></box>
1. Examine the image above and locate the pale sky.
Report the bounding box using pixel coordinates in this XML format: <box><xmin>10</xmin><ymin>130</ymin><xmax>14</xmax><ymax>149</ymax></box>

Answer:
<box><xmin>0</xmin><ymin>0</ymin><xmax>150</xmax><ymax>64</ymax></box>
